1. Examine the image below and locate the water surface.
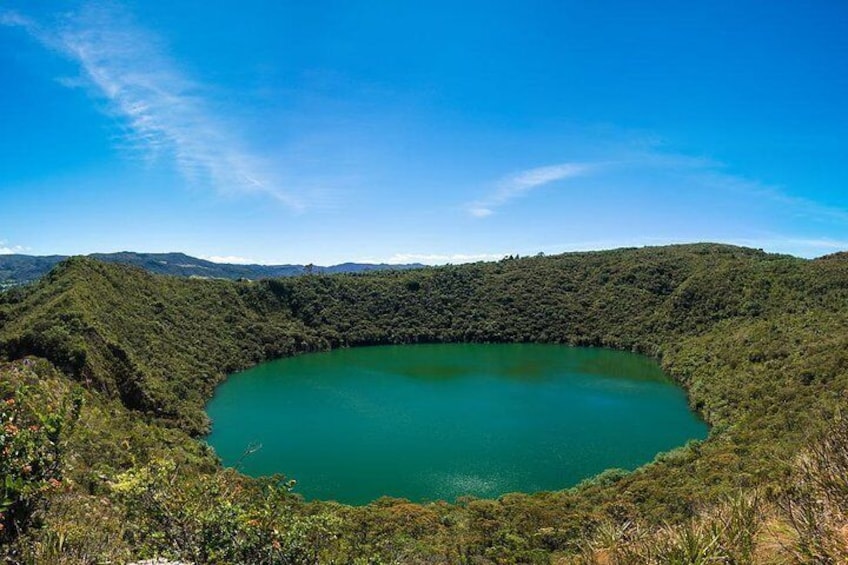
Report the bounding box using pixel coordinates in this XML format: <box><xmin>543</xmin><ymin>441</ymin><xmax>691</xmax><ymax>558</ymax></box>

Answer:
<box><xmin>206</xmin><ymin>343</ymin><xmax>707</xmax><ymax>504</ymax></box>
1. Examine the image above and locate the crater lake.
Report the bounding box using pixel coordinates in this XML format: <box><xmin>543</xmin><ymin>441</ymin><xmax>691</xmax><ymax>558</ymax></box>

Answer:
<box><xmin>206</xmin><ymin>343</ymin><xmax>708</xmax><ymax>504</ymax></box>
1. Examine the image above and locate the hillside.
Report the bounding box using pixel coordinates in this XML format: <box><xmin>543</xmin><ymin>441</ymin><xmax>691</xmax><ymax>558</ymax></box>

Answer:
<box><xmin>0</xmin><ymin>251</ymin><xmax>423</xmax><ymax>287</ymax></box>
<box><xmin>1</xmin><ymin>243</ymin><xmax>847</xmax><ymax>563</ymax></box>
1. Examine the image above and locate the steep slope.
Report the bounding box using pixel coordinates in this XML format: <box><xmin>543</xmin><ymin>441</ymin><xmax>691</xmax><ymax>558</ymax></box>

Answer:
<box><xmin>0</xmin><ymin>258</ymin><xmax>320</xmax><ymax>432</ymax></box>
<box><xmin>2</xmin><ymin>243</ymin><xmax>839</xmax><ymax>436</ymax></box>
<box><xmin>1</xmin><ymin>243</ymin><xmax>847</xmax><ymax>563</ymax></box>
<box><xmin>0</xmin><ymin>244</ymin><xmax>771</xmax><ymax>429</ymax></box>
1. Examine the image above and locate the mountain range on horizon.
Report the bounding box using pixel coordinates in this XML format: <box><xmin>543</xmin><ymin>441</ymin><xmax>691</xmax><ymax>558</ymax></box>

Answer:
<box><xmin>0</xmin><ymin>251</ymin><xmax>424</xmax><ymax>288</ymax></box>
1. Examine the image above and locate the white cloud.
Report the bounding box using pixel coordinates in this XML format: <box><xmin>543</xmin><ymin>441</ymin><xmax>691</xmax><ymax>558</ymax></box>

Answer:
<box><xmin>0</xmin><ymin>241</ymin><xmax>26</xmax><ymax>255</ymax></box>
<box><xmin>3</xmin><ymin>6</ymin><xmax>303</xmax><ymax>209</ymax></box>
<box><xmin>468</xmin><ymin>207</ymin><xmax>493</xmax><ymax>218</ymax></box>
<box><xmin>467</xmin><ymin>162</ymin><xmax>590</xmax><ymax>218</ymax></box>
<box><xmin>366</xmin><ymin>234</ymin><xmax>848</xmax><ymax>267</ymax></box>
<box><xmin>723</xmin><ymin>236</ymin><xmax>848</xmax><ymax>258</ymax></box>
<box><xmin>385</xmin><ymin>253</ymin><xmax>506</xmax><ymax>265</ymax></box>
<box><xmin>203</xmin><ymin>255</ymin><xmax>254</xmax><ymax>265</ymax></box>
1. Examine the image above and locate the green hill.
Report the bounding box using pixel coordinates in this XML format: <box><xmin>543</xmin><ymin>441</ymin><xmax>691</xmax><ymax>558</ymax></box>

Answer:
<box><xmin>1</xmin><ymin>243</ymin><xmax>847</xmax><ymax>563</ymax></box>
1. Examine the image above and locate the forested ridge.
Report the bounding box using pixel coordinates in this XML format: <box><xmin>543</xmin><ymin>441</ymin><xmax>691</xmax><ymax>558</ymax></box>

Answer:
<box><xmin>1</xmin><ymin>243</ymin><xmax>847</xmax><ymax>563</ymax></box>
<box><xmin>0</xmin><ymin>251</ymin><xmax>423</xmax><ymax>288</ymax></box>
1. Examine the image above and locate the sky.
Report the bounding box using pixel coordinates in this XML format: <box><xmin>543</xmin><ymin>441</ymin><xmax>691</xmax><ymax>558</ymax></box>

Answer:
<box><xmin>1</xmin><ymin>1</ymin><xmax>846</xmax><ymax>265</ymax></box>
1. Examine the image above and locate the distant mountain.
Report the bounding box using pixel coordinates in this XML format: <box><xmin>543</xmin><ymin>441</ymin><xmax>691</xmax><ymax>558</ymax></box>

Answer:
<box><xmin>0</xmin><ymin>255</ymin><xmax>68</xmax><ymax>287</ymax></box>
<box><xmin>0</xmin><ymin>252</ymin><xmax>423</xmax><ymax>287</ymax></box>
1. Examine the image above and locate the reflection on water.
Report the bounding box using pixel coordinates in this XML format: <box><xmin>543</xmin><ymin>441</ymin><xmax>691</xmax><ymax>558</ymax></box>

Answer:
<box><xmin>207</xmin><ymin>343</ymin><xmax>707</xmax><ymax>505</ymax></box>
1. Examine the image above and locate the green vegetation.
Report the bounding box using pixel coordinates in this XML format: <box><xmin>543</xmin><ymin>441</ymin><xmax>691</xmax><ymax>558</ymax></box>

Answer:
<box><xmin>0</xmin><ymin>251</ymin><xmax>423</xmax><ymax>287</ymax></box>
<box><xmin>0</xmin><ymin>243</ymin><xmax>847</xmax><ymax>563</ymax></box>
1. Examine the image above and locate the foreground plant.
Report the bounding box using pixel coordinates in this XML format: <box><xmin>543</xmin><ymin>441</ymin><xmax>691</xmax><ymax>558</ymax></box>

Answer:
<box><xmin>0</xmin><ymin>363</ymin><xmax>81</xmax><ymax>543</ymax></box>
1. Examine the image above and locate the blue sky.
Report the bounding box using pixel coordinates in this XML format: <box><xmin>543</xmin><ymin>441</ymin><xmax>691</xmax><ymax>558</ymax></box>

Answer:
<box><xmin>1</xmin><ymin>1</ymin><xmax>846</xmax><ymax>265</ymax></box>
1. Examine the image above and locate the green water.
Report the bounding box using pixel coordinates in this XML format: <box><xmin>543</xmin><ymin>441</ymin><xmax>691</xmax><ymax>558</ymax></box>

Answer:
<box><xmin>206</xmin><ymin>343</ymin><xmax>708</xmax><ymax>504</ymax></box>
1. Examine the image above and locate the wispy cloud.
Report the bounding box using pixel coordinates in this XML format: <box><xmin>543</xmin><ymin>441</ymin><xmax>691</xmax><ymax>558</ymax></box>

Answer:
<box><xmin>464</xmin><ymin>141</ymin><xmax>847</xmax><ymax>234</ymax></box>
<box><xmin>2</xmin><ymin>6</ymin><xmax>302</xmax><ymax>209</ymax></box>
<box><xmin>467</xmin><ymin>163</ymin><xmax>591</xmax><ymax>218</ymax></box>
<box><xmin>0</xmin><ymin>10</ymin><xmax>35</xmax><ymax>30</ymax></box>
<box><xmin>744</xmin><ymin>186</ymin><xmax>848</xmax><ymax>224</ymax></box>
<box><xmin>620</xmin><ymin>147</ymin><xmax>848</xmax><ymax>225</ymax></box>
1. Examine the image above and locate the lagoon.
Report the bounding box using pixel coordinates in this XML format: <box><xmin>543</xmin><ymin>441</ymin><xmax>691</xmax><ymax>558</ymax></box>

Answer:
<box><xmin>206</xmin><ymin>343</ymin><xmax>707</xmax><ymax>504</ymax></box>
